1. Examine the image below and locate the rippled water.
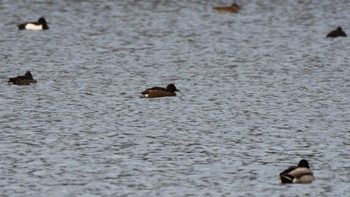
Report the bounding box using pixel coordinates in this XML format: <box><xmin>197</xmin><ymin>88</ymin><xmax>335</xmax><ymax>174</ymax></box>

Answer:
<box><xmin>1</xmin><ymin>0</ymin><xmax>350</xmax><ymax>196</ymax></box>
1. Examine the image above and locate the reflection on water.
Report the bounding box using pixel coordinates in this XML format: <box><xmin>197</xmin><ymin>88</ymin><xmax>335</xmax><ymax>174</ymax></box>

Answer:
<box><xmin>1</xmin><ymin>0</ymin><xmax>350</xmax><ymax>196</ymax></box>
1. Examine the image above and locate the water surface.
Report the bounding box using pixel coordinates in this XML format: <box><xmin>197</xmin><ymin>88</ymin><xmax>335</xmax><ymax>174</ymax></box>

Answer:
<box><xmin>1</xmin><ymin>0</ymin><xmax>350</xmax><ymax>196</ymax></box>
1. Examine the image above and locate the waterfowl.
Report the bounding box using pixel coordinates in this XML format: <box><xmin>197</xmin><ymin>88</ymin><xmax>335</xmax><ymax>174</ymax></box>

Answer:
<box><xmin>8</xmin><ymin>71</ymin><xmax>37</xmax><ymax>85</ymax></box>
<box><xmin>279</xmin><ymin>159</ymin><xmax>315</xmax><ymax>184</ymax></box>
<box><xmin>327</xmin><ymin>26</ymin><xmax>346</xmax><ymax>37</ymax></box>
<box><xmin>213</xmin><ymin>3</ymin><xmax>240</xmax><ymax>13</ymax></box>
<box><xmin>18</xmin><ymin>17</ymin><xmax>49</xmax><ymax>30</ymax></box>
<box><xmin>141</xmin><ymin>83</ymin><xmax>179</xmax><ymax>98</ymax></box>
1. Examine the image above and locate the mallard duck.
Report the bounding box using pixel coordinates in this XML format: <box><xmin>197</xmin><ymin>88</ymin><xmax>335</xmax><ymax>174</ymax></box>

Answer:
<box><xmin>141</xmin><ymin>83</ymin><xmax>179</xmax><ymax>98</ymax></box>
<box><xmin>279</xmin><ymin>159</ymin><xmax>315</xmax><ymax>184</ymax></box>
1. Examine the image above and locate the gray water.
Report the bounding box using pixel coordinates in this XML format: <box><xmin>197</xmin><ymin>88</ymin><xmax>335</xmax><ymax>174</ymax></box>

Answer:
<box><xmin>1</xmin><ymin>0</ymin><xmax>350</xmax><ymax>196</ymax></box>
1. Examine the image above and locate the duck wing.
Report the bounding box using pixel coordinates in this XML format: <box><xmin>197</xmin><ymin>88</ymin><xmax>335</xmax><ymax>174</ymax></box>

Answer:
<box><xmin>141</xmin><ymin>86</ymin><xmax>166</xmax><ymax>94</ymax></box>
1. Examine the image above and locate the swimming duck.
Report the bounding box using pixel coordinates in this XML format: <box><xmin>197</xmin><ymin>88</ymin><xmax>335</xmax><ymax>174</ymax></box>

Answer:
<box><xmin>327</xmin><ymin>26</ymin><xmax>346</xmax><ymax>37</ymax></box>
<box><xmin>141</xmin><ymin>83</ymin><xmax>179</xmax><ymax>98</ymax></box>
<box><xmin>213</xmin><ymin>3</ymin><xmax>240</xmax><ymax>13</ymax></box>
<box><xmin>18</xmin><ymin>17</ymin><xmax>49</xmax><ymax>30</ymax></box>
<box><xmin>8</xmin><ymin>71</ymin><xmax>37</xmax><ymax>85</ymax></box>
<box><xmin>279</xmin><ymin>159</ymin><xmax>315</xmax><ymax>184</ymax></box>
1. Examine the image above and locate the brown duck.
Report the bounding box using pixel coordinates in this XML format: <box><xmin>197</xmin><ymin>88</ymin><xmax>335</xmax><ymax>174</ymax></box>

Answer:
<box><xmin>213</xmin><ymin>3</ymin><xmax>240</xmax><ymax>13</ymax></box>
<box><xmin>141</xmin><ymin>83</ymin><xmax>179</xmax><ymax>98</ymax></box>
<box><xmin>327</xmin><ymin>26</ymin><xmax>347</xmax><ymax>38</ymax></box>
<box><xmin>8</xmin><ymin>71</ymin><xmax>37</xmax><ymax>85</ymax></box>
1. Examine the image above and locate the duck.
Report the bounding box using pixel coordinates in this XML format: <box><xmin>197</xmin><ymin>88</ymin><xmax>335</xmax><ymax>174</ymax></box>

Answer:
<box><xmin>141</xmin><ymin>83</ymin><xmax>179</xmax><ymax>98</ymax></box>
<box><xmin>279</xmin><ymin>159</ymin><xmax>315</xmax><ymax>184</ymax></box>
<box><xmin>18</xmin><ymin>17</ymin><xmax>49</xmax><ymax>30</ymax></box>
<box><xmin>327</xmin><ymin>26</ymin><xmax>346</xmax><ymax>37</ymax></box>
<box><xmin>8</xmin><ymin>71</ymin><xmax>37</xmax><ymax>85</ymax></box>
<box><xmin>213</xmin><ymin>3</ymin><xmax>240</xmax><ymax>13</ymax></box>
